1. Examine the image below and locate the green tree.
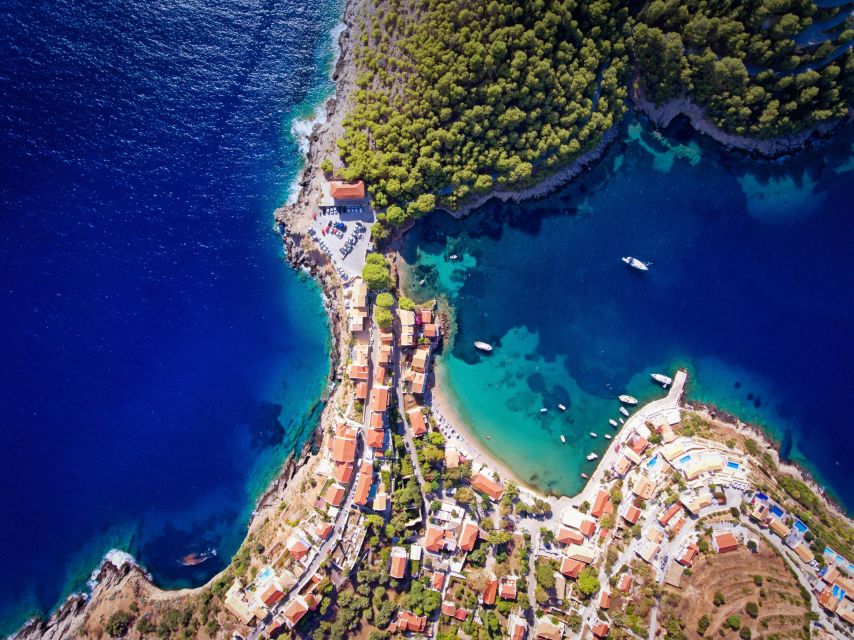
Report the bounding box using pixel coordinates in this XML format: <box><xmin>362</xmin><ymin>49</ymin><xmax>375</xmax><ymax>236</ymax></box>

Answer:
<box><xmin>576</xmin><ymin>567</ymin><xmax>600</xmax><ymax>597</ymax></box>
<box><xmin>104</xmin><ymin>611</ymin><xmax>134</xmax><ymax>638</ymax></box>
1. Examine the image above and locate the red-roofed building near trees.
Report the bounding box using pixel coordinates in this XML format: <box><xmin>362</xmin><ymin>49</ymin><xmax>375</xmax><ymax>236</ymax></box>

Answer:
<box><xmin>471</xmin><ymin>472</ymin><xmax>505</xmax><ymax>500</ymax></box>
<box><xmin>329</xmin><ymin>180</ymin><xmax>366</xmax><ymax>201</ymax></box>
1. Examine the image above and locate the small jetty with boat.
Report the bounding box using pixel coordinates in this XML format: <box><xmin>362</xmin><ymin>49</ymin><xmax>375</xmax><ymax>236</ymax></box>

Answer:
<box><xmin>651</xmin><ymin>372</ymin><xmax>672</xmax><ymax>387</ymax></box>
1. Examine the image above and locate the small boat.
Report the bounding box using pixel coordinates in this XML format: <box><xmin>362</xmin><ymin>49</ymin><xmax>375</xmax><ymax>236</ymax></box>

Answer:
<box><xmin>651</xmin><ymin>373</ymin><xmax>672</xmax><ymax>387</ymax></box>
<box><xmin>604</xmin><ymin>434</ymin><xmax>612</xmax><ymax>440</ymax></box>
<box><xmin>619</xmin><ymin>406</ymin><xmax>630</xmax><ymax>417</ymax></box>
<box><xmin>558</xmin><ymin>404</ymin><xmax>567</xmax><ymax>411</ymax></box>
<box><xmin>589</xmin><ymin>432</ymin><xmax>597</xmax><ymax>438</ymax></box>
<box><xmin>619</xmin><ymin>395</ymin><xmax>638</xmax><ymax>405</ymax></box>
<box><xmin>586</xmin><ymin>452</ymin><xmax>599</xmax><ymax>461</ymax></box>
<box><xmin>418</xmin><ymin>279</ymin><xmax>426</xmax><ymax>286</ymax></box>
<box><xmin>540</xmin><ymin>408</ymin><xmax>548</xmax><ymax>414</ymax></box>
<box><xmin>619</xmin><ymin>418</ymin><xmax>624</xmax><ymax>424</ymax></box>
<box><xmin>474</xmin><ymin>341</ymin><xmax>493</xmax><ymax>353</ymax></box>
<box><xmin>486</xmin><ymin>435</ymin><xmax>491</xmax><ymax>439</ymax></box>
<box><xmin>622</xmin><ymin>256</ymin><xmax>650</xmax><ymax>271</ymax></box>
<box><xmin>449</xmin><ymin>254</ymin><xmax>458</xmax><ymax>260</ymax></box>
<box><xmin>580</xmin><ymin>473</ymin><xmax>589</xmax><ymax>479</ymax></box>
<box><xmin>560</xmin><ymin>435</ymin><xmax>566</xmax><ymax>443</ymax></box>
<box><xmin>609</xmin><ymin>419</ymin><xmax>618</xmax><ymax>427</ymax></box>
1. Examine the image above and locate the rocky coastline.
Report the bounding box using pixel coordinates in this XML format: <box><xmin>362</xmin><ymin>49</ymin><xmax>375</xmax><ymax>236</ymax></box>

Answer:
<box><xmin>11</xmin><ymin>0</ymin><xmax>852</xmax><ymax>636</ymax></box>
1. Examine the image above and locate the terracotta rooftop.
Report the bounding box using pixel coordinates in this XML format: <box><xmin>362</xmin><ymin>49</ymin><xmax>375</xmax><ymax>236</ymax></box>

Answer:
<box><xmin>482</xmin><ymin>577</ymin><xmax>498</xmax><ymax>605</ymax></box>
<box><xmin>325</xmin><ymin>483</ymin><xmax>346</xmax><ymax>507</ymax></box>
<box><xmin>471</xmin><ymin>472</ymin><xmax>505</xmax><ymax>500</ymax></box>
<box><xmin>560</xmin><ymin>557</ymin><xmax>584</xmax><ymax>578</ymax></box>
<box><xmin>369</xmin><ymin>385</ymin><xmax>391</xmax><ymax>412</ymax></box>
<box><xmin>397</xmin><ymin>610</ymin><xmax>426</xmax><ymax>633</ymax></box>
<box><xmin>390</xmin><ymin>547</ymin><xmax>408</xmax><ymax>579</ymax></box>
<box><xmin>591</xmin><ymin>489</ymin><xmax>609</xmax><ymax>519</ymax></box>
<box><xmin>333</xmin><ymin>462</ymin><xmax>354</xmax><ymax>484</ymax></box>
<box><xmin>557</xmin><ymin>526</ymin><xmax>584</xmax><ymax>546</ymax></box>
<box><xmin>715</xmin><ymin>532</ymin><xmax>739</xmax><ymax>553</ymax></box>
<box><xmin>329</xmin><ymin>180</ymin><xmax>365</xmax><ymax>200</ymax></box>
<box><xmin>330</xmin><ymin>435</ymin><xmax>357</xmax><ymax>464</ymax></box>
<box><xmin>407</xmin><ymin>407</ymin><xmax>429</xmax><ymax>436</ymax></box>
<box><xmin>260</xmin><ymin>580</ymin><xmax>284</xmax><ymax>607</ymax></box>
<box><xmin>459</xmin><ymin>521</ymin><xmax>479</xmax><ymax>551</ymax></box>
<box><xmin>281</xmin><ymin>596</ymin><xmax>308</xmax><ymax>628</ymax></box>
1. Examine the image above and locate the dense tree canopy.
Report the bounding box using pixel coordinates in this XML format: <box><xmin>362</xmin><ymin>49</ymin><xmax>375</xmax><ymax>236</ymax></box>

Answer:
<box><xmin>631</xmin><ymin>0</ymin><xmax>853</xmax><ymax>137</ymax></box>
<box><xmin>338</xmin><ymin>0</ymin><xmax>851</xmax><ymax>237</ymax></box>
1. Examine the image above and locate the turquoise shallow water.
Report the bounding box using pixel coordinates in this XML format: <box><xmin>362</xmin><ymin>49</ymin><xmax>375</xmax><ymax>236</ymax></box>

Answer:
<box><xmin>401</xmin><ymin>117</ymin><xmax>854</xmax><ymax>506</ymax></box>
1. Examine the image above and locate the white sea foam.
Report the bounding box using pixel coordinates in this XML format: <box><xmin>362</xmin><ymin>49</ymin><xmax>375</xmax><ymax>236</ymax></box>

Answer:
<box><xmin>284</xmin><ymin>21</ymin><xmax>346</xmax><ymax>206</ymax></box>
<box><xmin>86</xmin><ymin>549</ymin><xmax>146</xmax><ymax>591</ymax></box>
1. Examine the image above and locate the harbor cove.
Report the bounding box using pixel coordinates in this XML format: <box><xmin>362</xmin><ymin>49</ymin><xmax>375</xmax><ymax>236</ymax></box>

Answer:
<box><xmin>400</xmin><ymin>116</ymin><xmax>854</xmax><ymax>507</ymax></box>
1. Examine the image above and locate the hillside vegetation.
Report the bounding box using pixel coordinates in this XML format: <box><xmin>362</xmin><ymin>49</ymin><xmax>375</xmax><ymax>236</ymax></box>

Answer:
<box><xmin>335</xmin><ymin>0</ymin><xmax>853</xmax><ymax>236</ymax></box>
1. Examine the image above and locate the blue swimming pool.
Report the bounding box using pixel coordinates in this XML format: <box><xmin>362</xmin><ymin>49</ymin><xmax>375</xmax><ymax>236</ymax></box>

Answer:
<box><xmin>257</xmin><ymin>567</ymin><xmax>274</xmax><ymax>584</ymax></box>
<box><xmin>824</xmin><ymin>547</ymin><xmax>854</xmax><ymax>573</ymax></box>
<box><xmin>647</xmin><ymin>455</ymin><xmax>658</xmax><ymax>468</ymax></box>
<box><xmin>726</xmin><ymin>461</ymin><xmax>740</xmax><ymax>469</ymax></box>
<box><xmin>794</xmin><ymin>520</ymin><xmax>808</xmax><ymax>534</ymax></box>
<box><xmin>678</xmin><ymin>454</ymin><xmax>692</xmax><ymax>464</ymax></box>
<box><xmin>770</xmin><ymin>505</ymin><xmax>785</xmax><ymax>518</ymax></box>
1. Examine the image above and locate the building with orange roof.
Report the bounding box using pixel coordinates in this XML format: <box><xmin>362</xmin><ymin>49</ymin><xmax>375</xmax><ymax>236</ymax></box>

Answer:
<box><xmin>407</xmin><ymin>407</ymin><xmax>428</xmax><ymax>436</ymax></box>
<box><xmin>409</xmin><ymin>371</ymin><xmax>427</xmax><ymax>394</ymax></box>
<box><xmin>330</xmin><ymin>435</ymin><xmax>357</xmax><ymax>464</ymax></box>
<box><xmin>623</xmin><ymin>505</ymin><xmax>642</xmax><ymax>525</ymax></box>
<box><xmin>658</xmin><ymin>503</ymin><xmax>682</xmax><ymax>527</ymax></box>
<box><xmin>369</xmin><ymin>411</ymin><xmax>384</xmax><ymax>429</ymax></box>
<box><xmin>617</xmin><ymin>573</ymin><xmax>633</xmax><ymax>593</ymax></box>
<box><xmin>557</xmin><ymin>526</ymin><xmax>584</xmax><ymax>546</ymax></box>
<box><xmin>592</xmin><ymin>621</ymin><xmax>609</xmax><ymax>638</ymax></box>
<box><xmin>579</xmin><ymin>519</ymin><xmax>596</xmax><ymax>538</ymax></box>
<box><xmin>560</xmin><ymin>557</ymin><xmax>584</xmax><ymax>578</ymax></box>
<box><xmin>598</xmin><ymin>590</ymin><xmax>611</xmax><ymax>610</ymax></box>
<box><xmin>454</xmin><ymin>607</ymin><xmax>469</xmax><ymax>621</ymax></box>
<box><xmin>281</xmin><ymin>596</ymin><xmax>309</xmax><ymax>628</ymax></box>
<box><xmin>508</xmin><ymin>614</ymin><xmax>528</xmax><ymax>640</ymax></box>
<box><xmin>316</xmin><ymin>521</ymin><xmax>333</xmax><ymax>540</ymax></box>
<box><xmin>613</xmin><ymin>455</ymin><xmax>633</xmax><ymax>477</ymax></box>
<box><xmin>629</xmin><ymin>435</ymin><xmax>649</xmax><ymax>455</ymax></box>
<box><xmin>423</xmin><ymin>323</ymin><xmax>439</xmax><ymax>339</ymax></box>
<box><xmin>355</xmin><ymin>381</ymin><xmax>368</xmax><ymax>400</ymax></box>
<box><xmin>714</xmin><ymin>532</ymin><xmax>739</xmax><ymax>553</ymax></box>
<box><xmin>353</xmin><ymin>464</ymin><xmax>373</xmax><ymax>506</ymax></box>
<box><xmin>396</xmin><ymin>611</ymin><xmax>426</xmax><ymax>633</ymax></box>
<box><xmin>431</xmin><ymin>571</ymin><xmax>445</xmax><ymax>591</ymax></box>
<box><xmin>374</xmin><ymin>365</ymin><xmax>388</xmax><ymax>386</ymax></box>
<box><xmin>678</xmin><ymin>543</ymin><xmax>699</xmax><ymax>566</ymax></box>
<box><xmin>328</xmin><ymin>180</ymin><xmax>366</xmax><ymax>200</ymax></box>
<box><xmin>471</xmin><ymin>472</ymin><xmax>505</xmax><ymax>501</ymax></box>
<box><xmin>365</xmin><ymin>428</ymin><xmax>384</xmax><ymax>450</ymax></box>
<box><xmin>482</xmin><ymin>576</ymin><xmax>498</xmax><ymax>605</ymax></box>
<box><xmin>420</xmin><ymin>309</ymin><xmax>432</xmax><ymax>323</ymax></box>
<box><xmin>348</xmin><ymin>364</ymin><xmax>369</xmax><ymax>380</ymax></box>
<box><xmin>390</xmin><ymin>546</ymin><xmax>408</xmax><ymax>579</ymax></box>
<box><xmin>591</xmin><ymin>489</ymin><xmax>610</xmax><ymax>519</ymax></box>
<box><xmin>333</xmin><ymin>462</ymin><xmax>354</xmax><ymax>484</ymax></box>
<box><xmin>458</xmin><ymin>520</ymin><xmax>479</xmax><ymax>551</ymax></box>
<box><xmin>286</xmin><ymin>534</ymin><xmax>311</xmax><ymax>561</ymax></box>
<box><xmin>378</xmin><ymin>344</ymin><xmax>393</xmax><ymax>365</ymax></box>
<box><xmin>369</xmin><ymin>385</ymin><xmax>391</xmax><ymax>412</ymax></box>
<box><xmin>325</xmin><ymin>483</ymin><xmax>346</xmax><ymax>508</ymax></box>
<box><xmin>499</xmin><ymin>576</ymin><xmax>517</xmax><ymax>600</ymax></box>
<box><xmin>441</xmin><ymin>601</ymin><xmax>456</xmax><ymax>617</ymax></box>
<box><xmin>260</xmin><ymin>579</ymin><xmax>285</xmax><ymax>607</ymax></box>
<box><xmin>535</xmin><ymin>617</ymin><xmax>562</xmax><ymax>640</ymax></box>
<box><xmin>668</xmin><ymin>515</ymin><xmax>686</xmax><ymax>536</ymax></box>
<box><xmin>424</xmin><ymin>524</ymin><xmax>446</xmax><ymax>553</ymax></box>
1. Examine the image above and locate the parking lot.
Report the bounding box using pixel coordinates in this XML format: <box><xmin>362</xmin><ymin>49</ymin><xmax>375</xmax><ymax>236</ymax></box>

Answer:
<box><xmin>307</xmin><ymin>205</ymin><xmax>374</xmax><ymax>281</ymax></box>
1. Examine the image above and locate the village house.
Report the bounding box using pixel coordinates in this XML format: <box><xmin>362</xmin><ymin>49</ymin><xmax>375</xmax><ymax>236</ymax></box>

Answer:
<box><xmin>471</xmin><ymin>470</ymin><xmax>505</xmax><ymax>501</ymax></box>
<box><xmin>390</xmin><ymin>546</ymin><xmax>408</xmax><ymax>580</ymax></box>
<box><xmin>713</xmin><ymin>531</ymin><xmax>740</xmax><ymax>553</ymax></box>
<box><xmin>508</xmin><ymin>613</ymin><xmax>528</xmax><ymax>640</ymax></box>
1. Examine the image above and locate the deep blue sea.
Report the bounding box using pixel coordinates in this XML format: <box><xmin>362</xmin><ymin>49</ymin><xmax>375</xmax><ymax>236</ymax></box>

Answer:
<box><xmin>0</xmin><ymin>0</ymin><xmax>338</xmax><ymax>633</ymax></box>
<box><xmin>401</xmin><ymin>118</ymin><xmax>854</xmax><ymax>507</ymax></box>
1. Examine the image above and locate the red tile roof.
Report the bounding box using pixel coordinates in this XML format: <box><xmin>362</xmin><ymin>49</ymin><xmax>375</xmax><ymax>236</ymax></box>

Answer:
<box><xmin>425</xmin><ymin>525</ymin><xmax>446</xmax><ymax>553</ymax></box>
<box><xmin>390</xmin><ymin>548</ymin><xmax>408</xmax><ymax>579</ymax></box>
<box><xmin>482</xmin><ymin>577</ymin><xmax>498</xmax><ymax>605</ymax></box>
<box><xmin>623</xmin><ymin>505</ymin><xmax>642</xmax><ymax>525</ymax></box>
<box><xmin>348</xmin><ymin>364</ymin><xmax>369</xmax><ymax>380</ymax></box>
<box><xmin>629</xmin><ymin>435</ymin><xmax>649</xmax><ymax>455</ymax></box>
<box><xmin>715</xmin><ymin>532</ymin><xmax>739</xmax><ymax>553</ymax></box>
<box><xmin>431</xmin><ymin>571</ymin><xmax>445</xmax><ymax>591</ymax></box>
<box><xmin>316</xmin><ymin>522</ymin><xmax>333</xmax><ymax>539</ymax></box>
<box><xmin>325</xmin><ymin>483</ymin><xmax>345</xmax><ymax>507</ymax></box>
<box><xmin>260</xmin><ymin>581</ymin><xmax>284</xmax><ymax>607</ymax></box>
<box><xmin>560</xmin><ymin>557</ymin><xmax>584</xmax><ymax>578</ymax></box>
<box><xmin>329</xmin><ymin>180</ymin><xmax>365</xmax><ymax>200</ymax></box>
<box><xmin>369</xmin><ymin>385</ymin><xmax>391</xmax><ymax>412</ymax></box>
<box><xmin>355</xmin><ymin>381</ymin><xmax>368</xmax><ymax>400</ymax></box>
<box><xmin>333</xmin><ymin>462</ymin><xmax>354</xmax><ymax>484</ymax></box>
<box><xmin>471</xmin><ymin>473</ymin><xmax>505</xmax><ymax>500</ymax></box>
<box><xmin>599</xmin><ymin>590</ymin><xmax>611</xmax><ymax>610</ymax></box>
<box><xmin>397</xmin><ymin>611</ymin><xmax>426</xmax><ymax>633</ymax></box>
<box><xmin>592</xmin><ymin>622</ymin><xmax>610</xmax><ymax>638</ymax></box>
<box><xmin>658</xmin><ymin>503</ymin><xmax>682</xmax><ymax>526</ymax></box>
<box><xmin>459</xmin><ymin>521</ymin><xmax>479</xmax><ymax>551</ymax></box>
<box><xmin>287</xmin><ymin>536</ymin><xmax>311</xmax><ymax>560</ymax></box>
<box><xmin>331</xmin><ymin>435</ymin><xmax>356</xmax><ymax>463</ymax></box>
<box><xmin>454</xmin><ymin>608</ymin><xmax>469</xmax><ymax>621</ymax></box>
<box><xmin>407</xmin><ymin>407</ymin><xmax>428</xmax><ymax>436</ymax></box>
<box><xmin>499</xmin><ymin>578</ymin><xmax>517</xmax><ymax>600</ymax></box>
<box><xmin>617</xmin><ymin>573</ymin><xmax>633</xmax><ymax>593</ymax></box>
<box><xmin>441</xmin><ymin>601</ymin><xmax>456</xmax><ymax>617</ymax></box>
<box><xmin>365</xmin><ymin>428</ymin><xmax>384</xmax><ymax>449</ymax></box>
<box><xmin>557</xmin><ymin>526</ymin><xmax>584</xmax><ymax>546</ymax></box>
<box><xmin>591</xmin><ymin>490</ymin><xmax>609</xmax><ymax>518</ymax></box>
<box><xmin>353</xmin><ymin>466</ymin><xmax>373</xmax><ymax>506</ymax></box>
<box><xmin>282</xmin><ymin>597</ymin><xmax>308</xmax><ymax>628</ymax></box>
<box><xmin>580</xmin><ymin>519</ymin><xmax>596</xmax><ymax>538</ymax></box>
<box><xmin>678</xmin><ymin>543</ymin><xmax>699</xmax><ymax>566</ymax></box>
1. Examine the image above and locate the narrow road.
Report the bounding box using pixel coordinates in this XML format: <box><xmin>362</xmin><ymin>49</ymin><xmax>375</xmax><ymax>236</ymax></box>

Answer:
<box><xmin>392</xmin><ymin>342</ymin><xmax>430</xmax><ymax>515</ymax></box>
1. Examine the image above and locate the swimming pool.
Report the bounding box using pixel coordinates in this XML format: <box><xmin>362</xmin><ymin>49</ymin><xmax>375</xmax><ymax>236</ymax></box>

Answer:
<box><xmin>256</xmin><ymin>567</ymin><xmax>274</xmax><ymax>584</ymax></box>
<box><xmin>726</xmin><ymin>461</ymin><xmax>740</xmax><ymax>469</ymax></box>
<box><xmin>793</xmin><ymin>520</ymin><xmax>808</xmax><ymax>534</ymax></box>
<box><xmin>678</xmin><ymin>454</ymin><xmax>692</xmax><ymax>464</ymax></box>
<box><xmin>824</xmin><ymin>547</ymin><xmax>854</xmax><ymax>573</ymax></box>
<box><xmin>647</xmin><ymin>455</ymin><xmax>658</xmax><ymax>468</ymax></box>
<box><xmin>770</xmin><ymin>505</ymin><xmax>785</xmax><ymax>518</ymax></box>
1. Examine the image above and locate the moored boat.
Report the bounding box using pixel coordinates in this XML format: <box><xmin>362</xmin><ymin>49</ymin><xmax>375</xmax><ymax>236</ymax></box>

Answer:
<box><xmin>474</xmin><ymin>341</ymin><xmax>493</xmax><ymax>353</ymax></box>
<box><xmin>589</xmin><ymin>432</ymin><xmax>597</xmax><ymax>438</ymax></box>
<box><xmin>586</xmin><ymin>452</ymin><xmax>599</xmax><ymax>461</ymax></box>
<box><xmin>609</xmin><ymin>419</ymin><xmax>618</xmax><ymax>427</ymax></box>
<box><xmin>618</xmin><ymin>394</ymin><xmax>638</xmax><ymax>405</ymax></box>
<box><xmin>619</xmin><ymin>417</ymin><xmax>624</xmax><ymax>424</ymax></box>
<box><xmin>580</xmin><ymin>473</ymin><xmax>589</xmax><ymax>479</ymax></box>
<box><xmin>560</xmin><ymin>435</ymin><xmax>566</xmax><ymax>443</ymax></box>
<box><xmin>619</xmin><ymin>406</ymin><xmax>630</xmax><ymax>417</ymax></box>
<box><xmin>622</xmin><ymin>256</ymin><xmax>650</xmax><ymax>271</ymax></box>
<box><xmin>604</xmin><ymin>434</ymin><xmax>612</xmax><ymax>440</ymax></box>
<box><xmin>558</xmin><ymin>403</ymin><xmax>567</xmax><ymax>411</ymax></box>
<box><xmin>651</xmin><ymin>372</ymin><xmax>672</xmax><ymax>387</ymax></box>
<box><xmin>540</xmin><ymin>407</ymin><xmax>548</xmax><ymax>413</ymax></box>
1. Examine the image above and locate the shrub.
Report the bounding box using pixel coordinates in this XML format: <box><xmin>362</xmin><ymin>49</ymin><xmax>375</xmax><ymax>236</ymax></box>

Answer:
<box><xmin>745</xmin><ymin>601</ymin><xmax>759</xmax><ymax>618</ymax></box>
<box><xmin>375</xmin><ymin>292</ymin><xmax>394</xmax><ymax>308</ymax></box>
<box><xmin>104</xmin><ymin>611</ymin><xmax>134</xmax><ymax>638</ymax></box>
<box><xmin>320</xmin><ymin>158</ymin><xmax>333</xmax><ymax>175</ymax></box>
<box><xmin>727</xmin><ymin>614</ymin><xmax>741</xmax><ymax>630</ymax></box>
<box><xmin>398</xmin><ymin>297</ymin><xmax>416</xmax><ymax>311</ymax></box>
<box><xmin>739</xmin><ymin>627</ymin><xmax>752</xmax><ymax>639</ymax></box>
<box><xmin>697</xmin><ymin>614</ymin><xmax>711</xmax><ymax>635</ymax></box>
<box><xmin>753</xmin><ymin>575</ymin><xmax>763</xmax><ymax>586</ymax></box>
<box><xmin>713</xmin><ymin>591</ymin><xmax>726</xmax><ymax>606</ymax></box>
<box><xmin>374</xmin><ymin>306</ymin><xmax>393</xmax><ymax>329</ymax></box>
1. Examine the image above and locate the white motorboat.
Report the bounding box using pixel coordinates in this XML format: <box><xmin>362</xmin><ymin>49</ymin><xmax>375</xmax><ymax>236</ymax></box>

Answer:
<box><xmin>622</xmin><ymin>256</ymin><xmax>650</xmax><ymax>271</ymax></box>
<box><xmin>619</xmin><ymin>418</ymin><xmax>624</xmax><ymax>424</ymax></box>
<box><xmin>586</xmin><ymin>452</ymin><xmax>599</xmax><ymax>461</ymax></box>
<box><xmin>580</xmin><ymin>473</ymin><xmax>589</xmax><ymax>479</ymax></box>
<box><xmin>651</xmin><ymin>373</ymin><xmax>672</xmax><ymax>387</ymax></box>
<box><xmin>474</xmin><ymin>341</ymin><xmax>493</xmax><ymax>353</ymax></box>
<box><xmin>619</xmin><ymin>406</ymin><xmax>630</xmax><ymax>417</ymax></box>
<box><xmin>589</xmin><ymin>432</ymin><xmax>597</xmax><ymax>438</ymax></box>
<box><xmin>560</xmin><ymin>435</ymin><xmax>566</xmax><ymax>443</ymax></box>
<box><xmin>619</xmin><ymin>395</ymin><xmax>638</xmax><ymax>405</ymax></box>
<box><xmin>558</xmin><ymin>404</ymin><xmax>567</xmax><ymax>411</ymax></box>
<box><xmin>540</xmin><ymin>408</ymin><xmax>548</xmax><ymax>414</ymax></box>
<box><xmin>604</xmin><ymin>434</ymin><xmax>612</xmax><ymax>440</ymax></box>
<box><xmin>449</xmin><ymin>254</ymin><xmax>458</xmax><ymax>260</ymax></box>
<box><xmin>609</xmin><ymin>419</ymin><xmax>618</xmax><ymax>427</ymax></box>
